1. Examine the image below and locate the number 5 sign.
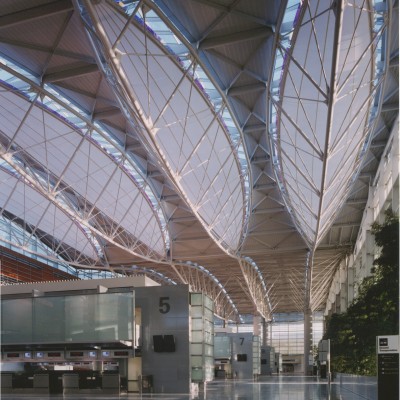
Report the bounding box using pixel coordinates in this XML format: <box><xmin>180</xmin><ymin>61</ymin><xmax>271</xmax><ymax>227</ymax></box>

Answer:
<box><xmin>159</xmin><ymin>297</ymin><xmax>170</xmax><ymax>314</ymax></box>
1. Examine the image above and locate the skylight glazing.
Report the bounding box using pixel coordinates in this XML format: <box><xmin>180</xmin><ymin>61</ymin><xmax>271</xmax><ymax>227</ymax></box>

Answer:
<box><xmin>0</xmin><ymin>167</ymin><xmax>100</xmax><ymax>263</ymax></box>
<box><xmin>0</xmin><ymin>214</ymin><xmax>79</xmax><ymax>276</ymax></box>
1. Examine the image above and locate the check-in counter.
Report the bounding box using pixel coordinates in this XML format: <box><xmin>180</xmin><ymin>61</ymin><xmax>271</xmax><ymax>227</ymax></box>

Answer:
<box><xmin>1</xmin><ymin>373</ymin><xmax>13</xmax><ymax>393</ymax></box>
<box><xmin>102</xmin><ymin>373</ymin><xmax>120</xmax><ymax>394</ymax></box>
<box><xmin>33</xmin><ymin>373</ymin><xmax>49</xmax><ymax>393</ymax></box>
<box><xmin>62</xmin><ymin>373</ymin><xmax>79</xmax><ymax>394</ymax></box>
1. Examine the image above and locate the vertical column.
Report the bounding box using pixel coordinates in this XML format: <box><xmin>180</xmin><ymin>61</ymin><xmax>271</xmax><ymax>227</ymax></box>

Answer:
<box><xmin>392</xmin><ymin>180</ymin><xmax>399</xmax><ymax>214</ymax></box>
<box><xmin>262</xmin><ymin>317</ymin><xmax>268</xmax><ymax>347</ymax></box>
<box><xmin>253</xmin><ymin>315</ymin><xmax>261</xmax><ymax>337</ymax></box>
<box><xmin>270</xmin><ymin>323</ymin><xmax>273</xmax><ymax>347</ymax></box>
<box><xmin>339</xmin><ymin>262</ymin><xmax>347</xmax><ymax>313</ymax></box>
<box><xmin>347</xmin><ymin>254</ymin><xmax>355</xmax><ymax>305</ymax></box>
<box><xmin>303</xmin><ymin>309</ymin><xmax>312</xmax><ymax>375</ymax></box>
<box><xmin>365</xmin><ymin>229</ymin><xmax>375</xmax><ymax>277</ymax></box>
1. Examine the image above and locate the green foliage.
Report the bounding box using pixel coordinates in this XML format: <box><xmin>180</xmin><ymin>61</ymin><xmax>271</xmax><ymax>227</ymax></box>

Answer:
<box><xmin>323</xmin><ymin>209</ymin><xmax>399</xmax><ymax>376</ymax></box>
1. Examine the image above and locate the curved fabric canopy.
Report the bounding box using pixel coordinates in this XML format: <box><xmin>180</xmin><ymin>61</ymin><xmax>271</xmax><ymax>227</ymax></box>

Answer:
<box><xmin>81</xmin><ymin>1</ymin><xmax>246</xmax><ymax>252</ymax></box>
<box><xmin>0</xmin><ymin>168</ymin><xmax>99</xmax><ymax>263</ymax></box>
<box><xmin>0</xmin><ymin>79</ymin><xmax>166</xmax><ymax>259</ymax></box>
<box><xmin>0</xmin><ymin>0</ymin><xmax>396</xmax><ymax>318</ymax></box>
<box><xmin>270</xmin><ymin>0</ymin><xmax>385</xmax><ymax>247</ymax></box>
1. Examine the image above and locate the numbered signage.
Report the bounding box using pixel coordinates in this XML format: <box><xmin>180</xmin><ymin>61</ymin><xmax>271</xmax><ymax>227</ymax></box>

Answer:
<box><xmin>159</xmin><ymin>297</ymin><xmax>170</xmax><ymax>314</ymax></box>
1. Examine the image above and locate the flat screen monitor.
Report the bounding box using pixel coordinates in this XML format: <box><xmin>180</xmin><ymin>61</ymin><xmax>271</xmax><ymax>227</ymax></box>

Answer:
<box><xmin>69</xmin><ymin>351</ymin><xmax>84</xmax><ymax>357</ymax></box>
<box><xmin>153</xmin><ymin>335</ymin><xmax>164</xmax><ymax>352</ymax></box>
<box><xmin>163</xmin><ymin>335</ymin><xmax>176</xmax><ymax>352</ymax></box>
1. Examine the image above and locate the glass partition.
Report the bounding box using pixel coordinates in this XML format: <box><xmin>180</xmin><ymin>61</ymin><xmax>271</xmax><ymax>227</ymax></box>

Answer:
<box><xmin>1</xmin><ymin>291</ymin><xmax>134</xmax><ymax>344</ymax></box>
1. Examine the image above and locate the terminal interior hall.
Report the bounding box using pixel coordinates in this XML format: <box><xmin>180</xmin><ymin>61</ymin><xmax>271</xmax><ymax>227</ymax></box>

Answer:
<box><xmin>0</xmin><ymin>0</ymin><xmax>398</xmax><ymax>399</ymax></box>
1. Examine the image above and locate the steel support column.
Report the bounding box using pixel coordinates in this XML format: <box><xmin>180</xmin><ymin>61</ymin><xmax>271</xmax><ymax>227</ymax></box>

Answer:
<box><xmin>303</xmin><ymin>309</ymin><xmax>312</xmax><ymax>376</ymax></box>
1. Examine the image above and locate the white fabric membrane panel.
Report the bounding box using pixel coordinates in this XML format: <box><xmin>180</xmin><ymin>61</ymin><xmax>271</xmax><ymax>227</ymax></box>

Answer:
<box><xmin>0</xmin><ymin>91</ymin><xmax>33</xmax><ymax>139</ymax></box>
<box><xmin>0</xmin><ymin>91</ymin><xmax>165</xmax><ymax>256</ymax></box>
<box><xmin>95</xmin><ymin>3</ymin><xmax>245</xmax><ymax>250</ymax></box>
<box><xmin>0</xmin><ymin>169</ymin><xmax>98</xmax><ymax>260</ymax></box>
<box><xmin>278</xmin><ymin>0</ymin><xmax>374</xmax><ymax>245</ymax></box>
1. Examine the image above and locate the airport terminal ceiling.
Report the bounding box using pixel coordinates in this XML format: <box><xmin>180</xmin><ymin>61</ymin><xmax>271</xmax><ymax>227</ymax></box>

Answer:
<box><xmin>0</xmin><ymin>0</ymin><xmax>398</xmax><ymax>321</ymax></box>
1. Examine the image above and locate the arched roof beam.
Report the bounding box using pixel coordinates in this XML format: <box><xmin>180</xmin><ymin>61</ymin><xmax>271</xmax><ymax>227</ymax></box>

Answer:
<box><xmin>78</xmin><ymin>0</ymin><xmax>248</xmax><ymax>255</ymax></box>
<box><xmin>1</xmin><ymin>153</ymin><xmax>165</xmax><ymax>264</ymax></box>
<box><xmin>238</xmin><ymin>257</ymin><xmax>273</xmax><ymax>320</ymax></box>
<box><xmin>0</xmin><ymin>59</ymin><xmax>170</xmax><ymax>259</ymax></box>
<box><xmin>177</xmin><ymin>261</ymin><xmax>241</xmax><ymax>322</ymax></box>
<box><xmin>0</xmin><ymin>165</ymin><xmax>103</xmax><ymax>267</ymax></box>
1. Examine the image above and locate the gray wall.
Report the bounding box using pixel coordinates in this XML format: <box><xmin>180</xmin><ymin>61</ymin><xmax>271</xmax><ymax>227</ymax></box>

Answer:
<box><xmin>135</xmin><ymin>285</ymin><xmax>190</xmax><ymax>393</ymax></box>
<box><xmin>216</xmin><ymin>332</ymin><xmax>254</xmax><ymax>379</ymax></box>
<box><xmin>261</xmin><ymin>346</ymin><xmax>275</xmax><ymax>375</ymax></box>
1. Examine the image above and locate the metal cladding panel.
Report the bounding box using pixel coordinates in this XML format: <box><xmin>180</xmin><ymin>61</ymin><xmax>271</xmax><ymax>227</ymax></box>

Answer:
<box><xmin>135</xmin><ymin>285</ymin><xmax>190</xmax><ymax>393</ymax></box>
<box><xmin>228</xmin><ymin>332</ymin><xmax>255</xmax><ymax>379</ymax></box>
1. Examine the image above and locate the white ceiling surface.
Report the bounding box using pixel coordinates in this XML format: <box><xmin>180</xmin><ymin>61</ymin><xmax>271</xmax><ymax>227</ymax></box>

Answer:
<box><xmin>0</xmin><ymin>0</ymin><xmax>397</xmax><ymax>319</ymax></box>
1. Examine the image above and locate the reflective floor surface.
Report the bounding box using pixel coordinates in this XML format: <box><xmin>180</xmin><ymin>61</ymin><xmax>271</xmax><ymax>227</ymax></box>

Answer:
<box><xmin>1</xmin><ymin>376</ymin><xmax>377</xmax><ymax>400</ymax></box>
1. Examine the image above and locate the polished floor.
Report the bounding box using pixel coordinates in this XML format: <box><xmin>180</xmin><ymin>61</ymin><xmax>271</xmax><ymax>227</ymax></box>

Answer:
<box><xmin>1</xmin><ymin>376</ymin><xmax>377</xmax><ymax>400</ymax></box>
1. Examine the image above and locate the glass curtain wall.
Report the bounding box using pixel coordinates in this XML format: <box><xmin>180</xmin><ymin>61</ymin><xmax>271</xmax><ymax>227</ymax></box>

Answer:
<box><xmin>270</xmin><ymin>312</ymin><xmax>324</xmax><ymax>355</ymax></box>
<box><xmin>0</xmin><ymin>216</ymin><xmax>118</xmax><ymax>280</ymax></box>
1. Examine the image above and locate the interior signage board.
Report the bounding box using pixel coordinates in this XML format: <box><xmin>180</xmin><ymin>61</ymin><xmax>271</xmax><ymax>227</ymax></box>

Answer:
<box><xmin>377</xmin><ymin>335</ymin><xmax>399</xmax><ymax>400</ymax></box>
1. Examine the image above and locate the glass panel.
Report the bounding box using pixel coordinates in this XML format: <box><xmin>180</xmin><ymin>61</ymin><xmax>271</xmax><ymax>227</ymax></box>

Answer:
<box><xmin>190</xmin><ymin>293</ymin><xmax>203</xmax><ymax>306</ymax></box>
<box><xmin>204</xmin><ymin>319</ymin><xmax>213</xmax><ymax>333</ymax></box>
<box><xmin>95</xmin><ymin>292</ymin><xmax>133</xmax><ymax>341</ymax></box>
<box><xmin>191</xmin><ymin>307</ymin><xmax>203</xmax><ymax>318</ymax></box>
<box><xmin>191</xmin><ymin>367</ymin><xmax>203</xmax><ymax>381</ymax></box>
<box><xmin>191</xmin><ymin>318</ymin><xmax>204</xmax><ymax>331</ymax></box>
<box><xmin>191</xmin><ymin>355</ymin><xmax>203</xmax><ymax>366</ymax></box>
<box><xmin>1</xmin><ymin>298</ymin><xmax>33</xmax><ymax>344</ymax></box>
<box><xmin>204</xmin><ymin>307</ymin><xmax>213</xmax><ymax>320</ymax></box>
<box><xmin>203</xmin><ymin>331</ymin><xmax>213</xmax><ymax>344</ymax></box>
<box><xmin>204</xmin><ymin>295</ymin><xmax>213</xmax><ymax>310</ymax></box>
<box><xmin>1</xmin><ymin>292</ymin><xmax>133</xmax><ymax>344</ymax></box>
<box><xmin>33</xmin><ymin>296</ymin><xmax>65</xmax><ymax>342</ymax></box>
<box><xmin>191</xmin><ymin>331</ymin><xmax>204</xmax><ymax>343</ymax></box>
<box><xmin>191</xmin><ymin>343</ymin><xmax>203</xmax><ymax>354</ymax></box>
<box><xmin>204</xmin><ymin>344</ymin><xmax>213</xmax><ymax>356</ymax></box>
<box><xmin>65</xmin><ymin>295</ymin><xmax>95</xmax><ymax>342</ymax></box>
<box><xmin>214</xmin><ymin>336</ymin><xmax>231</xmax><ymax>358</ymax></box>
